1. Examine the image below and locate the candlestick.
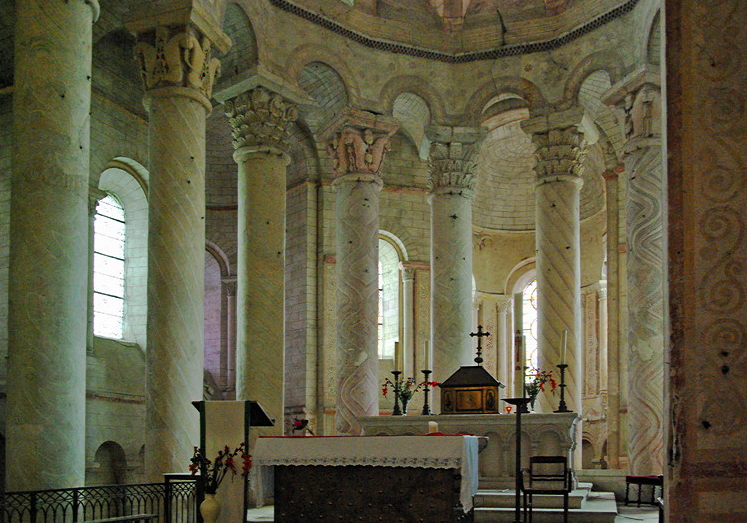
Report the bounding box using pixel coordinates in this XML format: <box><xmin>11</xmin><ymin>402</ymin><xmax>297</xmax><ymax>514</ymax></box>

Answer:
<box><xmin>391</xmin><ymin>370</ymin><xmax>403</xmax><ymax>416</ymax></box>
<box><xmin>554</xmin><ymin>364</ymin><xmax>571</xmax><ymax>413</ymax></box>
<box><xmin>421</xmin><ymin>369</ymin><xmax>433</xmax><ymax>415</ymax></box>
<box><xmin>503</xmin><ymin>397</ymin><xmax>532</xmax><ymax>523</ymax></box>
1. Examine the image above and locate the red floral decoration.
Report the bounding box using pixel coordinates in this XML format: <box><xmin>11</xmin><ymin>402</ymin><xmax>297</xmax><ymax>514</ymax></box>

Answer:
<box><xmin>189</xmin><ymin>442</ymin><xmax>251</xmax><ymax>494</ymax></box>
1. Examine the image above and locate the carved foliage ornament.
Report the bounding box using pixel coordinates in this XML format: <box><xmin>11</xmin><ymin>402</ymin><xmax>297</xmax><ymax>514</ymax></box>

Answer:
<box><xmin>326</xmin><ymin>127</ymin><xmax>392</xmax><ymax>177</ymax></box>
<box><xmin>134</xmin><ymin>26</ymin><xmax>221</xmax><ymax>98</ymax></box>
<box><xmin>224</xmin><ymin>88</ymin><xmax>298</xmax><ymax>151</ymax></box>
<box><xmin>428</xmin><ymin>141</ymin><xmax>480</xmax><ymax>192</ymax></box>
<box><xmin>531</xmin><ymin>126</ymin><xmax>587</xmax><ymax>179</ymax></box>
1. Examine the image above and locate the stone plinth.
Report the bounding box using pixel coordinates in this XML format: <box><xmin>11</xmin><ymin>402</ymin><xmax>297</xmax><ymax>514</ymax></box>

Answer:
<box><xmin>360</xmin><ymin>412</ymin><xmax>579</xmax><ymax>489</ymax></box>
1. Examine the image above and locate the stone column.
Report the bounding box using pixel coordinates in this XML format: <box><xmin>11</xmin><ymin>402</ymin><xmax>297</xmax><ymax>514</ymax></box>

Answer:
<box><xmin>223</xmin><ymin>279</ymin><xmax>237</xmax><ymax>396</ymax></box>
<box><xmin>426</xmin><ymin>126</ymin><xmax>486</xmax><ymax>384</ymax></box>
<box><xmin>522</xmin><ymin>110</ymin><xmax>586</xmax><ymax>418</ymax></box>
<box><xmin>400</xmin><ymin>263</ymin><xmax>416</xmax><ymax>377</ymax></box>
<box><xmin>224</xmin><ymin>88</ymin><xmax>297</xmax><ymax>433</ymax></box>
<box><xmin>605</xmin><ymin>70</ymin><xmax>665</xmax><ymax>475</ymax></box>
<box><xmin>496</xmin><ymin>297</ymin><xmax>512</xmax><ymax>389</ymax></box>
<box><xmin>602</xmin><ymin>164</ymin><xmax>623</xmax><ymax>469</ymax></box>
<box><xmin>133</xmin><ymin>25</ymin><xmax>222</xmax><ymax>479</ymax></box>
<box><xmin>320</xmin><ymin>109</ymin><xmax>397</xmax><ymax>435</ymax></box>
<box><xmin>6</xmin><ymin>0</ymin><xmax>100</xmax><ymax>491</ymax></box>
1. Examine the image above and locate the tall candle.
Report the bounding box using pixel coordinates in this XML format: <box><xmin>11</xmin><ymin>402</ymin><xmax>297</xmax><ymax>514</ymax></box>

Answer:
<box><xmin>425</xmin><ymin>340</ymin><xmax>432</xmax><ymax>371</ymax></box>
<box><xmin>561</xmin><ymin>330</ymin><xmax>568</xmax><ymax>365</ymax></box>
<box><xmin>395</xmin><ymin>341</ymin><xmax>402</xmax><ymax>372</ymax></box>
<box><xmin>513</xmin><ymin>293</ymin><xmax>523</xmax><ymax>332</ymax></box>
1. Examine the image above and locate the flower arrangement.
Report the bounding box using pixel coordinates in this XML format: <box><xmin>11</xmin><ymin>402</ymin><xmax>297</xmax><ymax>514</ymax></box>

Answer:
<box><xmin>525</xmin><ymin>367</ymin><xmax>558</xmax><ymax>398</ymax></box>
<box><xmin>189</xmin><ymin>443</ymin><xmax>252</xmax><ymax>494</ymax></box>
<box><xmin>292</xmin><ymin>418</ymin><xmax>314</xmax><ymax>435</ymax></box>
<box><xmin>382</xmin><ymin>376</ymin><xmax>440</xmax><ymax>403</ymax></box>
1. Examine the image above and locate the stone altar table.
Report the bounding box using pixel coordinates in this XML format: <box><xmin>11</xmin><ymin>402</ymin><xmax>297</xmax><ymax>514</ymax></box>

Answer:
<box><xmin>359</xmin><ymin>413</ymin><xmax>579</xmax><ymax>489</ymax></box>
<box><xmin>253</xmin><ymin>435</ymin><xmax>480</xmax><ymax>522</ymax></box>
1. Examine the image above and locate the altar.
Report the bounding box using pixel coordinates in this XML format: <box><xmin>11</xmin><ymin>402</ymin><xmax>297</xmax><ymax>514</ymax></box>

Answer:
<box><xmin>253</xmin><ymin>435</ymin><xmax>481</xmax><ymax>522</ymax></box>
<box><xmin>359</xmin><ymin>413</ymin><xmax>579</xmax><ymax>489</ymax></box>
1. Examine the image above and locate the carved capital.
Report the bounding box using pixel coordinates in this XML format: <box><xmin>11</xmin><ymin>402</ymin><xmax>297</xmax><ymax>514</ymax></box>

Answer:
<box><xmin>224</xmin><ymin>87</ymin><xmax>298</xmax><ymax>152</ymax></box>
<box><xmin>427</xmin><ymin>141</ymin><xmax>482</xmax><ymax>193</ymax></box>
<box><xmin>399</xmin><ymin>263</ymin><xmax>416</xmax><ymax>282</ymax></box>
<box><xmin>320</xmin><ymin>108</ymin><xmax>398</xmax><ymax>178</ymax></box>
<box><xmin>134</xmin><ymin>25</ymin><xmax>221</xmax><ymax>99</ymax></box>
<box><xmin>529</xmin><ymin>126</ymin><xmax>587</xmax><ymax>180</ymax></box>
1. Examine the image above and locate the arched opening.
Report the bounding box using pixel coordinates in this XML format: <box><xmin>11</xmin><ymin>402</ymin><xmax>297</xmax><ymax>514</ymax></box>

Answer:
<box><xmin>88</xmin><ymin>441</ymin><xmax>128</xmax><ymax>486</ymax></box>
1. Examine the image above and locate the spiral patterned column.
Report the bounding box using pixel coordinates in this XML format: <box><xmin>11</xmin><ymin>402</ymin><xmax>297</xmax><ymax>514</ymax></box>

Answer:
<box><xmin>625</xmin><ymin>134</ymin><xmax>665</xmax><ymax>476</ymax></box>
<box><xmin>224</xmin><ymin>88</ymin><xmax>297</xmax><ymax>434</ymax></box>
<box><xmin>523</xmin><ymin>111</ymin><xmax>586</xmax><ymax>417</ymax></box>
<box><xmin>6</xmin><ymin>0</ymin><xmax>99</xmax><ymax>491</ymax></box>
<box><xmin>134</xmin><ymin>25</ymin><xmax>221</xmax><ymax>479</ymax></box>
<box><xmin>321</xmin><ymin>109</ymin><xmax>397</xmax><ymax>435</ymax></box>
<box><xmin>426</xmin><ymin>126</ymin><xmax>486</xmax><ymax>388</ymax></box>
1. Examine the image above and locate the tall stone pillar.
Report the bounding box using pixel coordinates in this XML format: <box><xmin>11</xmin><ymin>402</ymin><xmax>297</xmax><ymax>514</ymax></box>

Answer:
<box><xmin>605</xmin><ymin>69</ymin><xmax>665</xmax><ymax>475</ymax></box>
<box><xmin>6</xmin><ymin>0</ymin><xmax>100</xmax><ymax>491</ymax></box>
<box><xmin>602</xmin><ymin>163</ymin><xmax>624</xmax><ymax>469</ymax></box>
<box><xmin>400</xmin><ymin>263</ymin><xmax>416</xmax><ymax>377</ymax></box>
<box><xmin>224</xmin><ymin>88</ymin><xmax>297</xmax><ymax>434</ymax></box>
<box><xmin>133</xmin><ymin>24</ymin><xmax>223</xmax><ymax>479</ymax></box>
<box><xmin>426</xmin><ymin>126</ymin><xmax>486</xmax><ymax>384</ymax></box>
<box><xmin>223</xmin><ymin>279</ymin><xmax>237</xmax><ymax>396</ymax></box>
<box><xmin>522</xmin><ymin>109</ymin><xmax>586</xmax><ymax>416</ymax></box>
<box><xmin>320</xmin><ymin>109</ymin><xmax>397</xmax><ymax>435</ymax></box>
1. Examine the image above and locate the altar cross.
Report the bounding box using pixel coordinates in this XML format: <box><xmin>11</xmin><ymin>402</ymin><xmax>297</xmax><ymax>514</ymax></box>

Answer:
<box><xmin>470</xmin><ymin>325</ymin><xmax>491</xmax><ymax>366</ymax></box>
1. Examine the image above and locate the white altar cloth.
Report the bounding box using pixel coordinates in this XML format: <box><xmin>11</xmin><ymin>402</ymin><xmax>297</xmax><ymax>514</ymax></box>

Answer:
<box><xmin>254</xmin><ymin>435</ymin><xmax>480</xmax><ymax>511</ymax></box>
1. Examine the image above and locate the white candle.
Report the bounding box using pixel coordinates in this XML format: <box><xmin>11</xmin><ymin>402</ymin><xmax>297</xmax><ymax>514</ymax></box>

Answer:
<box><xmin>428</xmin><ymin>421</ymin><xmax>439</xmax><ymax>434</ymax></box>
<box><xmin>425</xmin><ymin>340</ymin><xmax>432</xmax><ymax>371</ymax></box>
<box><xmin>395</xmin><ymin>341</ymin><xmax>402</xmax><ymax>372</ymax></box>
<box><xmin>561</xmin><ymin>330</ymin><xmax>568</xmax><ymax>365</ymax></box>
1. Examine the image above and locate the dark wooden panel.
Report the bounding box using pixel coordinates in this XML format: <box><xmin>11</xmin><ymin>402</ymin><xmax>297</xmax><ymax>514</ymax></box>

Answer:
<box><xmin>274</xmin><ymin>465</ymin><xmax>473</xmax><ymax>522</ymax></box>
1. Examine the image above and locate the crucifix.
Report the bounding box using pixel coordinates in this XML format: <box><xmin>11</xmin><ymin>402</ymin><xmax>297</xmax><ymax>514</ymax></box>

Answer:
<box><xmin>470</xmin><ymin>325</ymin><xmax>491</xmax><ymax>366</ymax></box>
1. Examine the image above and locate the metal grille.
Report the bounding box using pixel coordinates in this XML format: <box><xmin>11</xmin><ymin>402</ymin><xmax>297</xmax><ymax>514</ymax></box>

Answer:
<box><xmin>1</xmin><ymin>479</ymin><xmax>198</xmax><ymax>523</ymax></box>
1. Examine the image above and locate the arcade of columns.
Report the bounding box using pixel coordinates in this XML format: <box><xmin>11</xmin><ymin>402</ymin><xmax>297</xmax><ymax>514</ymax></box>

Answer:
<box><xmin>5</xmin><ymin>0</ymin><xmax>668</xmax><ymax>491</ymax></box>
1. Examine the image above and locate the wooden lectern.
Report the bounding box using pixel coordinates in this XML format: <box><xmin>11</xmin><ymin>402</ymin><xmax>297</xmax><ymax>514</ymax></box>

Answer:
<box><xmin>192</xmin><ymin>401</ymin><xmax>273</xmax><ymax>523</ymax></box>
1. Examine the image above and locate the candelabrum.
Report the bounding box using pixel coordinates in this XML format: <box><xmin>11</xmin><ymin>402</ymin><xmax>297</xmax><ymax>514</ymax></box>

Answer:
<box><xmin>554</xmin><ymin>363</ymin><xmax>571</xmax><ymax>413</ymax></box>
<box><xmin>502</xmin><ymin>397</ymin><xmax>532</xmax><ymax>523</ymax></box>
<box><xmin>391</xmin><ymin>370</ymin><xmax>403</xmax><ymax>416</ymax></box>
<box><xmin>421</xmin><ymin>369</ymin><xmax>433</xmax><ymax>415</ymax></box>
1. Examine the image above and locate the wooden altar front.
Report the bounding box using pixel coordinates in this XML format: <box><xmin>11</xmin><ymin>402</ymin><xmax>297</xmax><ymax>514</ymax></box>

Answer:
<box><xmin>253</xmin><ymin>435</ymin><xmax>480</xmax><ymax>522</ymax></box>
<box><xmin>359</xmin><ymin>413</ymin><xmax>579</xmax><ymax>489</ymax></box>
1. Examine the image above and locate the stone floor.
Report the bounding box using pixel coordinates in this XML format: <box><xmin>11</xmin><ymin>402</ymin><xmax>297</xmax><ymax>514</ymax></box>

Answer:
<box><xmin>247</xmin><ymin>502</ymin><xmax>659</xmax><ymax>522</ymax></box>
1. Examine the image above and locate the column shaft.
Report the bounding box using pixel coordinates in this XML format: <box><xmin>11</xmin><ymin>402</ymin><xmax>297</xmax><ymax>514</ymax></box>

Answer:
<box><xmin>7</xmin><ymin>0</ymin><xmax>98</xmax><ymax>491</ymax></box>
<box><xmin>431</xmin><ymin>192</ymin><xmax>475</xmax><ymax>378</ymax></box>
<box><xmin>144</xmin><ymin>91</ymin><xmax>208</xmax><ymax>479</ymax></box>
<box><xmin>235</xmin><ymin>150</ymin><xmax>287</xmax><ymax>430</ymax></box>
<box><xmin>625</xmin><ymin>143</ymin><xmax>665</xmax><ymax>475</ymax></box>
<box><xmin>603</xmin><ymin>170</ymin><xmax>621</xmax><ymax>469</ymax></box>
<box><xmin>334</xmin><ymin>175</ymin><xmax>382</xmax><ymax>433</ymax></box>
<box><xmin>535</xmin><ymin>176</ymin><xmax>583</xmax><ymax>411</ymax></box>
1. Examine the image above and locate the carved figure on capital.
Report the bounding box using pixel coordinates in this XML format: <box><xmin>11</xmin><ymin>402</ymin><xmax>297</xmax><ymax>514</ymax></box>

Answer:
<box><xmin>224</xmin><ymin>88</ymin><xmax>298</xmax><ymax>151</ymax></box>
<box><xmin>326</xmin><ymin>127</ymin><xmax>393</xmax><ymax>177</ymax></box>
<box><xmin>134</xmin><ymin>26</ymin><xmax>221</xmax><ymax>98</ymax></box>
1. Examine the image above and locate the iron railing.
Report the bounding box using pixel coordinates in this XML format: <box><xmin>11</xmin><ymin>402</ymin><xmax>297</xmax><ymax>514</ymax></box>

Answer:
<box><xmin>1</xmin><ymin>475</ymin><xmax>200</xmax><ymax>523</ymax></box>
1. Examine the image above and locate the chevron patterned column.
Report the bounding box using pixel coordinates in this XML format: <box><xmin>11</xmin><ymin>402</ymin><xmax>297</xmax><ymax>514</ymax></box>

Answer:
<box><xmin>522</xmin><ymin>110</ymin><xmax>586</xmax><ymax>419</ymax></box>
<box><xmin>605</xmin><ymin>72</ymin><xmax>665</xmax><ymax>475</ymax></box>
<box><xmin>134</xmin><ymin>25</ymin><xmax>222</xmax><ymax>480</ymax></box>
<box><xmin>6</xmin><ymin>0</ymin><xmax>100</xmax><ymax>491</ymax></box>
<box><xmin>225</xmin><ymin>88</ymin><xmax>298</xmax><ymax>434</ymax></box>
<box><xmin>321</xmin><ymin>109</ymin><xmax>397</xmax><ymax>435</ymax></box>
<box><xmin>426</xmin><ymin>126</ymin><xmax>486</xmax><ymax>391</ymax></box>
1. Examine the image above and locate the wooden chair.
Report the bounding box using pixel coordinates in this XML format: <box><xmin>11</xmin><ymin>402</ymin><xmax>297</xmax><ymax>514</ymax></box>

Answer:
<box><xmin>520</xmin><ymin>455</ymin><xmax>572</xmax><ymax>523</ymax></box>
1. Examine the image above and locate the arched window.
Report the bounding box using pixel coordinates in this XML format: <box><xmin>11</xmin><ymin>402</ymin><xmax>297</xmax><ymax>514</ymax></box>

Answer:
<box><xmin>93</xmin><ymin>194</ymin><xmax>126</xmax><ymax>339</ymax></box>
<box><xmin>522</xmin><ymin>279</ymin><xmax>538</xmax><ymax>369</ymax></box>
<box><xmin>378</xmin><ymin>238</ymin><xmax>401</xmax><ymax>360</ymax></box>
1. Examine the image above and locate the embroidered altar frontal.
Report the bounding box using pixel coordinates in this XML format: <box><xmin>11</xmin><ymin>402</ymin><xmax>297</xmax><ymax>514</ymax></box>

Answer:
<box><xmin>254</xmin><ymin>435</ymin><xmax>479</xmax><ymax>522</ymax></box>
<box><xmin>439</xmin><ymin>365</ymin><xmax>504</xmax><ymax>414</ymax></box>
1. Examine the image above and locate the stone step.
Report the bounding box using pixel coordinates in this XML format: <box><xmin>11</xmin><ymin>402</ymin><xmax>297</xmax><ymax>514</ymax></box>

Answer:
<box><xmin>474</xmin><ymin>491</ymin><xmax>618</xmax><ymax>523</ymax></box>
<box><xmin>475</xmin><ymin>483</ymin><xmax>592</xmax><ymax>509</ymax></box>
